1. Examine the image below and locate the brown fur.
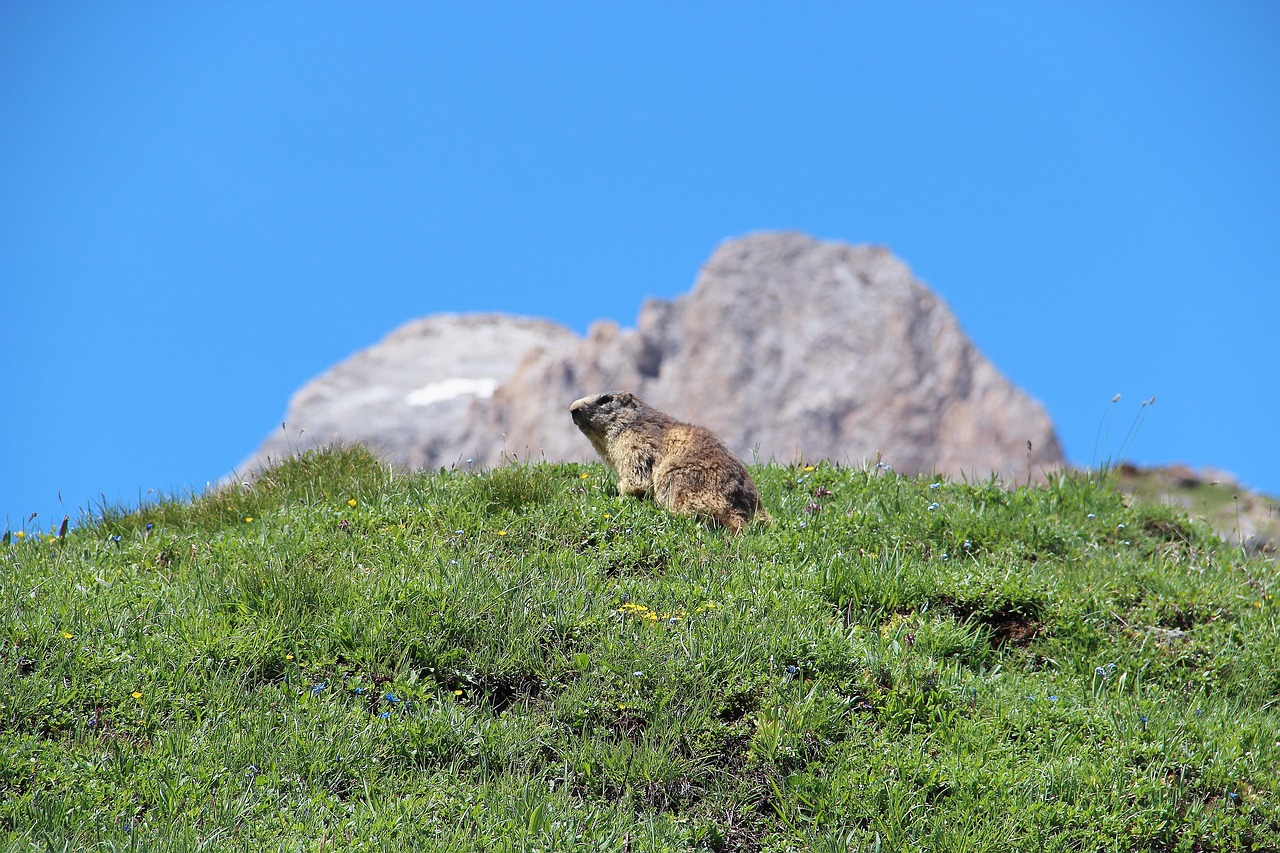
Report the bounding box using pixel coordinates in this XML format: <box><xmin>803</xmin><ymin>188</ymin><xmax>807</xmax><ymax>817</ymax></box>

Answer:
<box><xmin>569</xmin><ymin>391</ymin><xmax>770</xmax><ymax>532</ymax></box>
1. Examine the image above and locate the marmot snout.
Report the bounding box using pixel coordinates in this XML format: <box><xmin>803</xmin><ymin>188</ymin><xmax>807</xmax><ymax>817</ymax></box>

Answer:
<box><xmin>569</xmin><ymin>391</ymin><xmax>770</xmax><ymax>532</ymax></box>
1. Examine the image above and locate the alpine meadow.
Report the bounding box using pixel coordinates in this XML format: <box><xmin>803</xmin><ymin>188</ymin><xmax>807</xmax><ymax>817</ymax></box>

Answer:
<box><xmin>3</xmin><ymin>446</ymin><xmax>1278</xmax><ymax>851</ymax></box>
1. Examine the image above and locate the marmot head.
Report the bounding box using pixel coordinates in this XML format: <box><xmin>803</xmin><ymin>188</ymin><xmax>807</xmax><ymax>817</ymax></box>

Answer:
<box><xmin>569</xmin><ymin>391</ymin><xmax>642</xmax><ymax>436</ymax></box>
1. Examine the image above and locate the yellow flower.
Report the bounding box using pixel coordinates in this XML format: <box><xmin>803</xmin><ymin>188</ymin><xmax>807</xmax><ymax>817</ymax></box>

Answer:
<box><xmin>348</xmin><ymin>498</ymin><xmax>357</xmax><ymax>507</ymax></box>
<box><xmin>579</xmin><ymin>472</ymin><xmax>590</xmax><ymax>479</ymax></box>
<box><xmin>453</xmin><ymin>689</ymin><xmax>463</xmax><ymax>696</ymax></box>
<box><xmin>603</xmin><ymin>514</ymin><xmax>612</xmax><ymax>519</ymax></box>
<box><xmin>285</xmin><ymin>654</ymin><xmax>294</xmax><ymax>660</ymax></box>
<box><xmin>14</xmin><ymin>531</ymin><xmax>24</xmax><ymax>539</ymax></box>
<box><xmin>244</xmin><ymin>517</ymin><xmax>254</xmax><ymax>522</ymax></box>
<box><xmin>618</xmin><ymin>602</ymin><xmax>660</xmax><ymax>622</ymax></box>
<box><xmin>61</xmin><ymin>631</ymin><xmax>73</xmax><ymax>639</ymax></box>
<box><xmin>804</xmin><ymin>465</ymin><xmax>816</xmax><ymax>471</ymax></box>
<box><xmin>131</xmin><ymin>691</ymin><xmax>142</xmax><ymax>699</ymax></box>
<box><xmin>497</xmin><ymin>530</ymin><xmax>506</xmax><ymax>536</ymax></box>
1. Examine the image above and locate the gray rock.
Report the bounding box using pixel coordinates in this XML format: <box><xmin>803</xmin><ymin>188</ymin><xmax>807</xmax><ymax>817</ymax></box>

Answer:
<box><xmin>232</xmin><ymin>313</ymin><xmax>578</xmax><ymax>477</ymax></box>
<box><xmin>236</xmin><ymin>232</ymin><xmax>1065</xmax><ymax>482</ymax></box>
<box><xmin>485</xmin><ymin>232</ymin><xmax>1064</xmax><ymax>480</ymax></box>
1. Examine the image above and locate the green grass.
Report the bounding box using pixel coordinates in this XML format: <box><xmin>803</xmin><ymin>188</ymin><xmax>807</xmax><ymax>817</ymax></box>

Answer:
<box><xmin>3</xmin><ymin>446</ymin><xmax>1278</xmax><ymax>851</ymax></box>
<box><xmin>1112</xmin><ymin>465</ymin><xmax>1280</xmax><ymax>558</ymax></box>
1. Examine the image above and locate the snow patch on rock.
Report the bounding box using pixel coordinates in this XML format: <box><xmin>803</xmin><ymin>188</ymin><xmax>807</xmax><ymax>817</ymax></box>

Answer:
<box><xmin>405</xmin><ymin>377</ymin><xmax>498</xmax><ymax>407</ymax></box>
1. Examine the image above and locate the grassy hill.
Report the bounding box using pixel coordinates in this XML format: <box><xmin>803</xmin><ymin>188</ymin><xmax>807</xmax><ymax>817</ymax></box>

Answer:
<box><xmin>1113</xmin><ymin>463</ymin><xmax>1279</xmax><ymax>560</ymax></box>
<box><xmin>3</xmin><ymin>447</ymin><xmax>1278</xmax><ymax>852</ymax></box>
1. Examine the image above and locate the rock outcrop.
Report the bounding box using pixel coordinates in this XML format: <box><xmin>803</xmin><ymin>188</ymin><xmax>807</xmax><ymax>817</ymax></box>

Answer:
<box><xmin>236</xmin><ymin>232</ymin><xmax>1065</xmax><ymax>481</ymax></box>
<box><xmin>1115</xmin><ymin>463</ymin><xmax>1279</xmax><ymax>557</ymax></box>
<box><xmin>234</xmin><ymin>313</ymin><xmax>578</xmax><ymax>475</ymax></box>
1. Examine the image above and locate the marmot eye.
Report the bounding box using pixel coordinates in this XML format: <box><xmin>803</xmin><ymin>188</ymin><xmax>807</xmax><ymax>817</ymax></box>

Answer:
<box><xmin>598</xmin><ymin>393</ymin><xmax>614</xmax><ymax>404</ymax></box>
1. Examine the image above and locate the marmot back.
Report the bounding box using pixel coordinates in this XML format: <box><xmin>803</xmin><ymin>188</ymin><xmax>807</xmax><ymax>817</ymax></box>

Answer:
<box><xmin>569</xmin><ymin>391</ymin><xmax>770</xmax><ymax>532</ymax></box>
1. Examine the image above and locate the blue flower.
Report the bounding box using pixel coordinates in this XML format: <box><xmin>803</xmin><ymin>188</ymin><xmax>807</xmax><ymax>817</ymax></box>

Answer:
<box><xmin>379</xmin><ymin>711</ymin><xmax>391</xmax><ymax>719</ymax></box>
<box><xmin>929</xmin><ymin>483</ymin><xmax>941</xmax><ymax>490</ymax></box>
<box><xmin>1048</xmin><ymin>695</ymin><xmax>1058</xmax><ymax>702</ymax></box>
<box><xmin>145</xmin><ymin>523</ymin><xmax>154</xmax><ymax>532</ymax></box>
<box><xmin>310</xmin><ymin>682</ymin><xmax>327</xmax><ymax>694</ymax></box>
<box><xmin>1086</xmin><ymin>513</ymin><xmax>1096</xmax><ymax>519</ymax></box>
<box><xmin>384</xmin><ymin>692</ymin><xmax>401</xmax><ymax>703</ymax></box>
<box><xmin>927</xmin><ymin>502</ymin><xmax>940</xmax><ymax>511</ymax></box>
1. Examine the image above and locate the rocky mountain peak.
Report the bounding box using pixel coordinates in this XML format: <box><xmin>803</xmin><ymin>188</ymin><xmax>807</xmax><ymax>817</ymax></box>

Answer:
<box><xmin>236</xmin><ymin>232</ymin><xmax>1064</xmax><ymax>483</ymax></box>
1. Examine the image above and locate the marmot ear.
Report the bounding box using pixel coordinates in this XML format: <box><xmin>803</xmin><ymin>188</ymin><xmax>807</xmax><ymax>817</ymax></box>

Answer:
<box><xmin>617</xmin><ymin>391</ymin><xmax>635</xmax><ymax>405</ymax></box>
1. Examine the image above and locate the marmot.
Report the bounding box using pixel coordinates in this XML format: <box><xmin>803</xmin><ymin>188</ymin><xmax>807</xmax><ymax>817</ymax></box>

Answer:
<box><xmin>569</xmin><ymin>391</ymin><xmax>770</xmax><ymax>532</ymax></box>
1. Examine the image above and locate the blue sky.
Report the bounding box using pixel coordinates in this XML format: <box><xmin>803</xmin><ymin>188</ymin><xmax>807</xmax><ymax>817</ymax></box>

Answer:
<box><xmin>3</xmin><ymin>2</ymin><xmax>1278</xmax><ymax>530</ymax></box>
